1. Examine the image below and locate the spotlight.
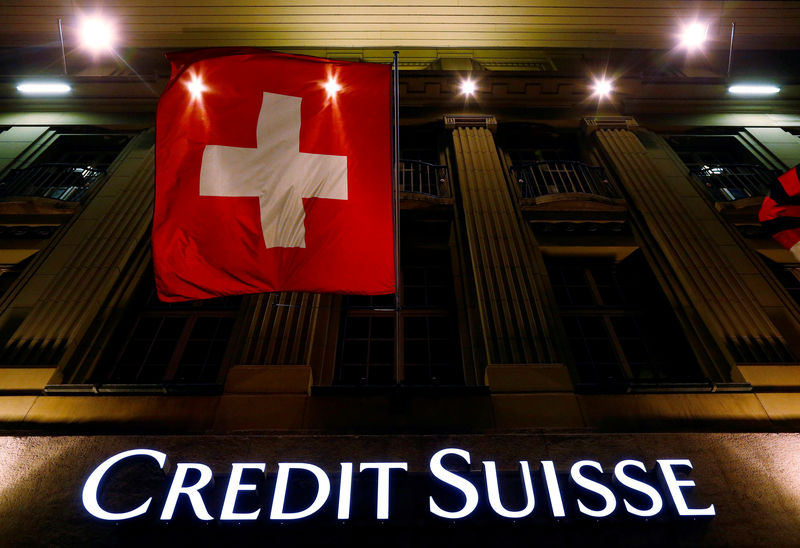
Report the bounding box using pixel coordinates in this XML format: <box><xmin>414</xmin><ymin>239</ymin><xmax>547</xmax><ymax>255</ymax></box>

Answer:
<box><xmin>79</xmin><ymin>15</ymin><xmax>116</xmax><ymax>54</ymax></box>
<box><xmin>728</xmin><ymin>84</ymin><xmax>780</xmax><ymax>96</ymax></box>
<box><xmin>460</xmin><ymin>79</ymin><xmax>476</xmax><ymax>96</ymax></box>
<box><xmin>16</xmin><ymin>81</ymin><xmax>72</xmax><ymax>95</ymax></box>
<box><xmin>185</xmin><ymin>73</ymin><xmax>207</xmax><ymax>101</ymax></box>
<box><xmin>680</xmin><ymin>22</ymin><xmax>708</xmax><ymax>50</ymax></box>
<box><xmin>592</xmin><ymin>78</ymin><xmax>613</xmax><ymax>98</ymax></box>
<box><xmin>323</xmin><ymin>77</ymin><xmax>342</xmax><ymax>97</ymax></box>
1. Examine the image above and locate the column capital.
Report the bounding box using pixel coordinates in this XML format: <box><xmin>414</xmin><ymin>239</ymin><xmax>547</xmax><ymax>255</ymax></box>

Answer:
<box><xmin>444</xmin><ymin>114</ymin><xmax>497</xmax><ymax>132</ymax></box>
<box><xmin>583</xmin><ymin>116</ymin><xmax>639</xmax><ymax>133</ymax></box>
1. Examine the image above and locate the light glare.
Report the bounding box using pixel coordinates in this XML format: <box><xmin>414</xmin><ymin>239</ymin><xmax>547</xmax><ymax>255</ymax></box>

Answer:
<box><xmin>185</xmin><ymin>74</ymin><xmax>208</xmax><ymax>101</ymax></box>
<box><xmin>728</xmin><ymin>84</ymin><xmax>781</xmax><ymax>95</ymax></box>
<box><xmin>16</xmin><ymin>82</ymin><xmax>72</xmax><ymax>95</ymax></box>
<box><xmin>79</xmin><ymin>16</ymin><xmax>116</xmax><ymax>53</ymax></box>
<box><xmin>460</xmin><ymin>79</ymin><xmax>476</xmax><ymax>96</ymax></box>
<box><xmin>323</xmin><ymin>77</ymin><xmax>342</xmax><ymax>97</ymax></box>
<box><xmin>592</xmin><ymin>78</ymin><xmax>613</xmax><ymax>98</ymax></box>
<box><xmin>680</xmin><ymin>22</ymin><xmax>708</xmax><ymax>50</ymax></box>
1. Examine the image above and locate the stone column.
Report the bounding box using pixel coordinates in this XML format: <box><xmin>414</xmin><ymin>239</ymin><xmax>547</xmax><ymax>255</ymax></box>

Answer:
<box><xmin>449</xmin><ymin>118</ymin><xmax>572</xmax><ymax>393</ymax></box>
<box><xmin>588</xmin><ymin>118</ymin><xmax>800</xmax><ymax>385</ymax></box>
<box><xmin>0</xmin><ymin>130</ymin><xmax>156</xmax><ymax>389</ymax></box>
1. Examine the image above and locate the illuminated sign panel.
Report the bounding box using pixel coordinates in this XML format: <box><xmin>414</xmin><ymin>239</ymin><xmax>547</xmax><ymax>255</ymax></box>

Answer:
<box><xmin>82</xmin><ymin>448</ymin><xmax>714</xmax><ymax>523</ymax></box>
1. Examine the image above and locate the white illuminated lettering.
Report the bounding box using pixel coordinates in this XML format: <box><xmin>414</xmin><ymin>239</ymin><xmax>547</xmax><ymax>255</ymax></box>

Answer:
<box><xmin>614</xmin><ymin>460</ymin><xmax>663</xmax><ymax>517</ymax></box>
<box><xmin>570</xmin><ymin>460</ymin><xmax>617</xmax><ymax>518</ymax></box>
<box><xmin>338</xmin><ymin>463</ymin><xmax>353</xmax><ymax>520</ymax></box>
<box><xmin>429</xmin><ymin>448</ymin><xmax>479</xmax><ymax>519</ymax></box>
<box><xmin>483</xmin><ymin>460</ymin><xmax>535</xmax><ymax>518</ymax></box>
<box><xmin>359</xmin><ymin>462</ymin><xmax>408</xmax><ymax>520</ymax></box>
<box><xmin>270</xmin><ymin>463</ymin><xmax>331</xmax><ymax>520</ymax></box>
<box><xmin>160</xmin><ymin>463</ymin><xmax>214</xmax><ymax>521</ymax></box>
<box><xmin>540</xmin><ymin>460</ymin><xmax>566</xmax><ymax>518</ymax></box>
<box><xmin>220</xmin><ymin>463</ymin><xmax>266</xmax><ymax>521</ymax></box>
<box><xmin>80</xmin><ymin>449</ymin><xmax>716</xmax><ymax>525</ymax></box>
<box><xmin>82</xmin><ymin>449</ymin><xmax>167</xmax><ymax>521</ymax></box>
<box><xmin>657</xmin><ymin>459</ymin><xmax>715</xmax><ymax>516</ymax></box>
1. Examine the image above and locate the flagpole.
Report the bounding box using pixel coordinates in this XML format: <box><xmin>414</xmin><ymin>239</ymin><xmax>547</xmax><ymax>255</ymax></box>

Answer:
<box><xmin>392</xmin><ymin>51</ymin><xmax>401</xmax><ymax>385</ymax></box>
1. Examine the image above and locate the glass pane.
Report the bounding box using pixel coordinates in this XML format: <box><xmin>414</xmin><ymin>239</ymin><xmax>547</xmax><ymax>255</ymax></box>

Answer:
<box><xmin>342</xmin><ymin>340</ymin><xmax>368</xmax><ymax>364</ymax></box>
<box><xmin>191</xmin><ymin>318</ymin><xmax>219</xmax><ymax>340</ymax></box>
<box><xmin>344</xmin><ymin>317</ymin><xmax>369</xmax><ymax>338</ymax></box>
<box><xmin>133</xmin><ymin>317</ymin><xmax>161</xmax><ymax>340</ymax></box>
<box><xmin>367</xmin><ymin>364</ymin><xmax>393</xmax><ymax>385</ymax></box>
<box><xmin>370</xmin><ymin>317</ymin><xmax>395</xmax><ymax>339</ymax></box>
<box><xmin>158</xmin><ymin>318</ymin><xmax>186</xmax><ymax>340</ymax></box>
<box><xmin>369</xmin><ymin>340</ymin><xmax>394</xmax><ymax>365</ymax></box>
<box><xmin>180</xmin><ymin>340</ymin><xmax>210</xmax><ymax>365</ymax></box>
<box><xmin>340</xmin><ymin>365</ymin><xmax>366</xmax><ymax>384</ymax></box>
<box><xmin>404</xmin><ymin>340</ymin><xmax>428</xmax><ymax>365</ymax></box>
<box><xmin>404</xmin><ymin>317</ymin><xmax>428</xmax><ymax>339</ymax></box>
<box><xmin>146</xmin><ymin>341</ymin><xmax>175</xmax><ymax>365</ymax></box>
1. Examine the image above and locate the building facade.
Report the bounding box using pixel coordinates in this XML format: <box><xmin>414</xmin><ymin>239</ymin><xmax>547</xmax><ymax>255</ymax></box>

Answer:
<box><xmin>1</xmin><ymin>1</ymin><xmax>800</xmax><ymax>545</ymax></box>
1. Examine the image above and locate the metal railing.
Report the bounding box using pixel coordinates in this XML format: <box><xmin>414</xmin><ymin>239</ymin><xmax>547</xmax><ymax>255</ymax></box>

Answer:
<box><xmin>689</xmin><ymin>164</ymin><xmax>776</xmax><ymax>202</ymax></box>
<box><xmin>0</xmin><ymin>163</ymin><xmax>108</xmax><ymax>202</ymax></box>
<box><xmin>398</xmin><ymin>159</ymin><xmax>449</xmax><ymax>198</ymax></box>
<box><xmin>510</xmin><ymin>161</ymin><xmax>619</xmax><ymax>199</ymax></box>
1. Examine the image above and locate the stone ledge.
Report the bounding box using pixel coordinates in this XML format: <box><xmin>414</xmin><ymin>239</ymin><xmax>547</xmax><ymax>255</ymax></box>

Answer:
<box><xmin>0</xmin><ymin>368</ymin><xmax>55</xmax><ymax>391</ymax></box>
<box><xmin>485</xmin><ymin>364</ymin><xmax>573</xmax><ymax>392</ymax></box>
<box><xmin>738</xmin><ymin>365</ymin><xmax>800</xmax><ymax>389</ymax></box>
<box><xmin>223</xmin><ymin>365</ymin><xmax>312</xmax><ymax>395</ymax></box>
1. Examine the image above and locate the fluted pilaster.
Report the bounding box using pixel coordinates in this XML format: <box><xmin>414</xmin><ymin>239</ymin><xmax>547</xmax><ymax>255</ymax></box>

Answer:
<box><xmin>451</xmin><ymin>125</ymin><xmax>562</xmax><ymax>367</ymax></box>
<box><xmin>592</xmin><ymin>124</ymin><xmax>793</xmax><ymax>370</ymax></box>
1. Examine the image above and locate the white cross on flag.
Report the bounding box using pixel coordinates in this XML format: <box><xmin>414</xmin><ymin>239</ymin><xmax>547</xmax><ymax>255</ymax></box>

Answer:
<box><xmin>153</xmin><ymin>49</ymin><xmax>394</xmax><ymax>301</ymax></box>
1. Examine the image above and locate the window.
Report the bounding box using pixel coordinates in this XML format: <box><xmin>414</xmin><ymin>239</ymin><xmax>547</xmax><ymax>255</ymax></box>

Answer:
<box><xmin>336</xmin><ymin>218</ymin><xmax>463</xmax><ymax>386</ymax></box>
<box><xmin>764</xmin><ymin>259</ymin><xmax>800</xmax><ymax>306</ymax></box>
<box><xmin>0</xmin><ymin>131</ymin><xmax>131</xmax><ymax>202</ymax></box>
<box><xmin>664</xmin><ymin>134</ymin><xmax>775</xmax><ymax>201</ymax></box>
<box><xmin>98</xmin><ymin>272</ymin><xmax>241</xmax><ymax>385</ymax></box>
<box><xmin>497</xmin><ymin>124</ymin><xmax>581</xmax><ymax>164</ymax></box>
<box><xmin>664</xmin><ymin>134</ymin><xmax>761</xmax><ymax>167</ymax></box>
<box><xmin>399</xmin><ymin>124</ymin><xmax>449</xmax><ymax>198</ymax></box>
<box><xmin>546</xmin><ymin>252</ymin><xmax>703</xmax><ymax>388</ymax></box>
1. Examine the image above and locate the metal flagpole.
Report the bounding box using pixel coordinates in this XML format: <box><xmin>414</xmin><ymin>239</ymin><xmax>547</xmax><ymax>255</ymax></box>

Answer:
<box><xmin>392</xmin><ymin>51</ymin><xmax>401</xmax><ymax>385</ymax></box>
<box><xmin>58</xmin><ymin>18</ymin><xmax>67</xmax><ymax>74</ymax></box>
<box><xmin>727</xmin><ymin>22</ymin><xmax>735</xmax><ymax>78</ymax></box>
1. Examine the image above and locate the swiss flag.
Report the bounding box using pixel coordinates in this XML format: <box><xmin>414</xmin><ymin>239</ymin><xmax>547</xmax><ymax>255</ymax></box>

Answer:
<box><xmin>153</xmin><ymin>48</ymin><xmax>394</xmax><ymax>301</ymax></box>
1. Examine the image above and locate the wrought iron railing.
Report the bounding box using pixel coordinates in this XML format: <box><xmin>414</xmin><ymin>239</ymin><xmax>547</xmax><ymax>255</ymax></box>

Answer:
<box><xmin>688</xmin><ymin>164</ymin><xmax>776</xmax><ymax>202</ymax></box>
<box><xmin>0</xmin><ymin>163</ymin><xmax>108</xmax><ymax>202</ymax></box>
<box><xmin>398</xmin><ymin>159</ymin><xmax>449</xmax><ymax>198</ymax></box>
<box><xmin>510</xmin><ymin>161</ymin><xmax>619</xmax><ymax>199</ymax></box>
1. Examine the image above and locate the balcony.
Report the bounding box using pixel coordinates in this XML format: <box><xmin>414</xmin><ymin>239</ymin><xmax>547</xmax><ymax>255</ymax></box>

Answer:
<box><xmin>689</xmin><ymin>164</ymin><xmax>776</xmax><ymax>202</ymax></box>
<box><xmin>512</xmin><ymin>161</ymin><xmax>619</xmax><ymax>199</ymax></box>
<box><xmin>510</xmin><ymin>161</ymin><xmax>625</xmax><ymax>218</ymax></box>
<box><xmin>0</xmin><ymin>163</ymin><xmax>108</xmax><ymax>203</ymax></box>
<box><xmin>398</xmin><ymin>160</ymin><xmax>452</xmax><ymax>208</ymax></box>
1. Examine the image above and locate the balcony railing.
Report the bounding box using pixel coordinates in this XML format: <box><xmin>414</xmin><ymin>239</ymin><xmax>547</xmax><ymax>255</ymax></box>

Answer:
<box><xmin>0</xmin><ymin>163</ymin><xmax>108</xmax><ymax>202</ymax></box>
<box><xmin>689</xmin><ymin>164</ymin><xmax>776</xmax><ymax>202</ymax></box>
<box><xmin>510</xmin><ymin>161</ymin><xmax>619</xmax><ymax>200</ymax></box>
<box><xmin>399</xmin><ymin>159</ymin><xmax>449</xmax><ymax>198</ymax></box>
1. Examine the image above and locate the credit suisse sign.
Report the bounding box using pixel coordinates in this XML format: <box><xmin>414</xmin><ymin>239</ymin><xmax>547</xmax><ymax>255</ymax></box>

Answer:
<box><xmin>82</xmin><ymin>448</ymin><xmax>714</xmax><ymax>523</ymax></box>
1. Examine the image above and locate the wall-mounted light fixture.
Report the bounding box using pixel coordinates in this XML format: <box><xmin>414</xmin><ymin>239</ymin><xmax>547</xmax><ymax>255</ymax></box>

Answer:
<box><xmin>79</xmin><ymin>15</ymin><xmax>116</xmax><ymax>54</ymax></box>
<box><xmin>592</xmin><ymin>78</ymin><xmax>613</xmax><ymax>99</ymax></box>
<box><xmin>16</xmin><ymin>81</ymin><xmax>72</xmax><ymax>95</ymax></box>
<box><xmin>679</xmin><ymin>22</ymin><xmax>708</xmax><ymax>51</ymax></box>
<box><xmin>728</xmin><ymin>84</ymin><xmax>781</xmax><ymax>95</ymax></box>
<box><xmin>460</xmin><ymin>79</ymin><xmax>476</xmax><ymax>96</ymax></box>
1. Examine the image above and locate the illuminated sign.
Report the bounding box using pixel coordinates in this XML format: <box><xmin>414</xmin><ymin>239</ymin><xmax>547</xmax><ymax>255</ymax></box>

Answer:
<box><xmin>82</xmin><ymin>448</ymin><xmax>714</xmax><ymax>522</ymax></box>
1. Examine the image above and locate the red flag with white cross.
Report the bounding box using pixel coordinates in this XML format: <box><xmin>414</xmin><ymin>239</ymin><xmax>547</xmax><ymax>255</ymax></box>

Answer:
<box><xmin>153</xmin><ymin>49</ymin><xmax>394</xmax><ymax>301</ymax></box>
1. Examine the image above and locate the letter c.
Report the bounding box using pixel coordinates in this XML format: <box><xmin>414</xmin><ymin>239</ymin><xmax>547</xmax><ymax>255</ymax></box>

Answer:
<box><xmin>82</xmin><ymin>449</ymin><xmax>167</xmax><ymax>520</ymax></box>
